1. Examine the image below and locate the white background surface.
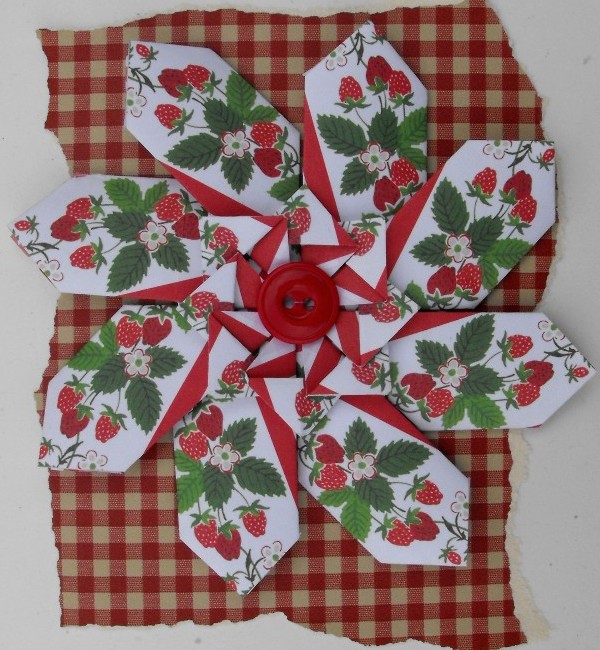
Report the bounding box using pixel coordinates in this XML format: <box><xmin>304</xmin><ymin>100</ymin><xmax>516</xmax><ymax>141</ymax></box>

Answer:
<box><xmin>0</xmin><ymin>1</ymin><xmax>599</xmax><ymax>649</ymax></box>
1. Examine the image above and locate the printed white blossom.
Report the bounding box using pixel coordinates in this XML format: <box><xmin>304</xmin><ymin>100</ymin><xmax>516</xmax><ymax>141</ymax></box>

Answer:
<box><xmin>126</xmin><ymin>87</ymin><xmax>147</xmax><ymax>117</ymax></box>
<box><xmin>538</xmin><ymin>319</ymin><xmax>565</xmax><ymax>343</ymax></box>
<box><xmin>261</xmin><ymin>541</ymin><xmax>283</xmax><ymax>568</ymax></box>
<box><xmin>483</xmin><ymin>140</ymin><xmax>512</xmax><ymax>159</ymax></box>
<box><xmin>124</xmin><ymin>348</ymin><xmax>152</xmax><ymax>377</ymax></box>
<box><xmin>221</xmin><ymin>129</ymin><xmax>251</xmax><ymax>158</ymax></box>
<box><xmin>209</xmin><ymin>442</ymin><xmax>241</xmax><ymax>473</ymax></box>
<box><xmin>439</xmin><ymin>357</ymin><xmax>469</xmax><ymax>388</ymax></box>
<box><xmin>347</xmin><ymin>452</ymin><xmax>377</xmax><ymax>481</ymax></box>
<box><xmin>445</xmin><ymin>233</ymin><xmax>473</xmax><ymax>263</ymax></box>
<box><xmin>359</xmin><ymin>143</ymin><xmax>390</xmax><ymax>173</ymax></box>
<box><xmin>77</xmin><ymin>450</ymin><xmax>108</xmax><ymax>471</ymax></box>
<box><xmin>451</xmin><ymin>490</ymin><xmax>470</xmax><ymax>521</ymax></box>
<box><xmin>137</xmin><ymin>220</ymin><xmax>168</xmax><ymax>252</ymax></box>
<box><xmin>325</xmin><ymin>44</ymin><xmax>347</xmax><ymax>70</ymax></box>
<box><xmin>37</xmin><ymin>259</ymin><xmax>64</xmax><ymax>282</ymax></box>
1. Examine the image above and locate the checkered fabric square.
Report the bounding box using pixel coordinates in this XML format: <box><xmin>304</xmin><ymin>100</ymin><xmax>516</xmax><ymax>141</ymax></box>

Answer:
<box><xmin>34</xmin><ymin>1</ymin><xmax>556</xmax><ymax>646</ymax></box>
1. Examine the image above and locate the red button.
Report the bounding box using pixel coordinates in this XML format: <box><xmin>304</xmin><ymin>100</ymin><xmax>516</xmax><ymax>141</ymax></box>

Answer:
<box><xmin>257</xmin><ymin>262</ymin><xmax>340</xmax><ymax>344</ymax></box>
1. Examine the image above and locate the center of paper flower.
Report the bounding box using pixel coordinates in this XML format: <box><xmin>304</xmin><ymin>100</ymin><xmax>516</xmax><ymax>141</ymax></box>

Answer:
<box><xmin>257</xmin><ymin>262</ymin><xmax>340</xmax><ymax>344</ymax></box>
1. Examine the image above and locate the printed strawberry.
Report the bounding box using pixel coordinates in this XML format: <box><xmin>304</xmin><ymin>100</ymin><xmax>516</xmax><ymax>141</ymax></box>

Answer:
<box><xmin>250</xmin><ymin>122</ymin><xmax>283</xmax><ymax>148</ymax></box>
<box><xmin>370</xmin><ymin>298</ymin><xmax>400</xmax><ymax>323</ymax></box>
<box><xmin>542</xmin><ymin>148</ymin><xmax>555</xmax><ymax>163</ymax></box>
<box><xmin>447</xmin><ymin>551</ymin><xmax>462</xmax><ymax>565</ymax></box>
<box><xmin>60</xmin><ymin>410</ymin><xmax>90</xmax><ymax>438</ymax></box>
<box><xmin>221</xmin><ymin>360</ymin><xmax>247</xmax><ymax>389</ymax></box>
<box><xmin>180</xmin><ymin>430</ymin><xmax>209</xmax><ymax>461</ymax></box>
<box><xmin>472</xmin><ymin>167</ymin><xmax>497</xmax><ymax>194</ymax></box>
<box><xmin>456</xmin><ymin>263</ymin><xmax>482</xmax><ymax>295</ymax></box>
<box><xmin>315</xmin><ymin>434</ymin><xmax>345</xmax><ymax>464</ymax></box>
<box><xmin>409</xmin><ymin>511</ymin><xmax>440</xmax><ymax>541</ymax></box>
<box><xmin>426</xmin><ymin>266</ymin><xmax>456</xmax><ymax>295</ymax></box>
<box><xmin>116</xmin><ymin>316</ymin><xmax>143</xmax><ymax>348</ymax></box>
<box><xmin>373</xmin><ymin>176</ymin><xmax>400</xmax><ymax>211</ymax></box>
<box><xmin>95</xmin><ymin>415</ymin><xmax>121</xmax><ymax>443</ymax></box>
<box><xmin>386</xmin><ymin>520</ymin><xmax>414</xmax><ymax>546</ymax></box>
<box><xmin>190</xmin><ymin>290</ymin><xmax>219</xmax><ymax>317</ymax></box>
<box><xmin>14</xmin><ymin>220</ymin><xmax>30</xmax><ymax>231</ymax></box>
<box><xmin>400</xmin><ymin>373</ymin><xmax>435</xmax><ymax>400</ymax></box>
<box><xmin>154</xmin><ymin>193</ymin><xmax>184</xmax><ymax>222</ymax></box>
<box><xmin>57</xmin><ymin>385</ymin><xmax>83</xmax><ymax>414</ymax></box>
<box><xmin>50</xmin><ymin>214</ymin><xmax>79</xmax><ymax>241</ymax></box>
<box><xmin>514</xmin><ymin>382</ymin><xmax>541</xmax><ymax>406</ymax></box>
<box><xmin>315</xmin><ymin>464</ymin><xmax>348</xmax><ymax>490</ymax></box>
<box><xmin>425</xmin><ymin>388</ymin><xmax>454</xmax><ymax>417</ymax></box>
<box><xmin>295</xmin><ymin>389</ymin><xmax>321</xmax><ymax>417</ymax></box>
<box><xmin>242</xmin><ymin>510</ymin><xmax>267</xmax><ymax>537</ymax></box>
<box><xmin>66</xmin><ymin>197</ymin><xmax>94</xmax><ymax>219</ymax></box>
<box><xmin>69</xmin><ymin>245</ymin><xmax>96</xmax><ymax>269</ymax></box>
<box><xmin>339</xmin><ymin>76</ymin><xmax>363</xmax><ymax>102</ymax></box>
<box><xmin>285</xmin><ymin>207</ymin><xmax>311</xmax><ymax>244</ymax></box>
<box><xmin>573</xmin><ymin>366</ymin><xmax>590</xmax><ymax>378</ymax></box>
<box><xmin>351</xmin><ymin>361</ymin><xmax>381</xmax><ymax>385</ymax></box>
<box><xmin>172</xmin><ymin>213</ymin><xmax>200</xmax><ymax>239</ymax></box>
<box><xmin>254</xmin><ymin>148</ymin><xmax>283</xmax><ymax>177</ymax></box>
<box><xmin>194</xmin><ymin>518</ymin><xmax>218</xmax><ymax>548</ymax></box>
<box><xmin>350</xmin><ymin>226</ymin><xmax>375</xmax><ymax>256</ymax></box>
<box><xmin>39</xmin><ymin>441</ymin><xmax>51</xmax><ymax>460</ymax></box>
<box><xmin>142</xmin><ymin>317</ymin><xmax>172</xmax><ymax>345</ymax></box>
<box><xmin>366</xmin><ymin>55</ymin><xmax>393</xmax><ymax>85</ymax></box>
<box><xmin>183</xmin><ymin>64</ymin><xmax>210</xmax><ymax>90</ymax></box>
<box><xmin>209</xmin><ymin>226</ymin><xmax>239</xmax><ymax>259</ymax></box>
<box><xmin>523</xmin><ymin>360</ymin><xmax>554</xmax><ymax>386</ymax></box>
<box><xmin>511</xmin><ymin>195</ymin><xmax>537</xmax><ymax>223</ymax></box>
<box><xmin>157</xmin><ymin>68</ymin><xmax>188</xmax><ymax>98</ymax></box>
<box><xmin>388</xmin><ymin>69</ymin><xmax>411</xmax><ymax>97</ymax></box>
<box><xmin>503</xmin><ymin>170</ymin><xmax>532</xmax><ymax>200</ymax></box>
<box><xmin>155</xmin><ymin>104</ymin><xmax>183</xmax><ymax>129</ymax></box>
<box><xmin>390</xmin><ymin>158</ymin><xmax>419</xmax><ymax>187</ymax></box>
<box><xmin>196</xmin><ymin>405</ymin><xmax>224</xmax><ymax>440</ymax></box>
<box><xmin>415</xmin><ymin>479</ymin><xmax>443</xmax><ymax>505</ymax></box>
<box><xmin>214</xmin><ymin>528</ymin><xmax>242</xmax><ymax>561</ymax></box>
<box><xmin>136</xmin><ymin>43</ymin><xmax>150</xmax><ymax>58</ymax></box>
<box><xmin>506</xmin><ymin>334</ymin><xmax>533</xmax><ymax>358</ymax></box>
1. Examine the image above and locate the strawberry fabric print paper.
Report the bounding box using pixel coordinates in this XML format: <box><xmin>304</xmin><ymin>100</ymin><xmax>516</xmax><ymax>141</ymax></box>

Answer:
<box><xmin>126</xmin><ymin>42</ymin><xmax>301</xmax><ymax>216</ymax></box>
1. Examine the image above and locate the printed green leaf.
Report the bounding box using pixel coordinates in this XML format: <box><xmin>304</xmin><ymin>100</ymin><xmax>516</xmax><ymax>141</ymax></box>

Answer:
<box><xmin>340</xmin><ymin>158</ymin><xmax>378</xmax><ymax>196</ymax></box>
<box><xmin>318</xmin><ymin>487</ymin><xmax>353</xmax><ymax>507</ymax></box>
<box><xmin>431</xmin><ymin>178</ymin><xmax>469</xmax><ymax>234</ymax></box>
<box><xmin>397</xmin><ymin>107</ymin><xmax>427</xmax><ymax>147</ymax></box>
<box><xmin>203</xmin><ymin>98</ymin><xmax>244</xmax><ymax>135</ymax></box>
<box><xmin>344</xmin><ymin>418</ymin><xmax>377</xmax><ymax>457</ymax></box>
<box><xmin>221</xmin><ymin>152</ymin><xmax>253</xmax><ymax>194</ymax></box>
<box><xmin>90</xmin><ymin>355</ymin><xmax>128</xmax><ymax>394</ymax></box>
<box><xmin>268</xmin><ymin>175</ymin><xmax>301</xmax><ymax>201</ymax></box>
<box><xmin>480</xmin><ymin>257</ymin><xmax>500</xmax><ymax>291</ymax></box>
<box><xmin>453</xmin><ymin>314</ymin><xmax>494</xmax><ymax>365</ymax></box>
<box><xmin>233</xmin><ymin>457</ymin><xmax>286</xmax><ymax>497</ymax></box>
<box><xmin>104</xmin><ymin>178</ymin><xmax>144</xmax><ymax>212</ymax></box>
<box><xmin>442</xmin><ymin>395</ymin><xmax>466</xmax><ymax>429</ymax></box>
<box><xmin>106</xmin><ymin>243</ymin><xmax>151</xmax><ymax>292</ymax></box>
<box><xmin>125</xmin><ymin>376</ymin><xmax>162</xmax><ymax>433</ymax></box>
<box><xmin>459</xmin><ymin>365</ymin><xmax>503</xmax><ymax>396</ymax></box>
<box><xmin>98</xmin><ymin>321</ymin><xmax>118</xmax><ymax>355</ymax></box>
<box><xmin>246</xmin><ymin>104</ymin><xmax>279</xmax><ymax>124</ymax></box>
<box><xmin>464</xmin><ymin>395</ymin><xmax>506</xmax><ymax>429</ymax></box>
<box><xmin>354</xmin><ymin>475</ymin><xmax>394</xmax><ymax>512</ymax></box>
<box><xmin>68</xmin><ymin>341</ymin><xmax>111</xmax><ymax>371</ymax></box>
<box><xmin>376</xmin><ymin>440</ymin><xmax>431</xmax><ymax>476</ymax></box>
<box><xmin>340</xmin><ymin>491</ymin><xmax>371</xmax><ymax>542</ymax></box>
<box><xmin>174</xmin><ymin>449</ymin><xmax>202</xmax><ymax>474</ymax></box>
<box><xmin>103</xmin><ymin>211</ymin><xmax>148</xmax><ymax>242</ymax></box>
<box><xmin>405</xmin><ymin>281</ymin><xmax>428</xmax><ymax>308</ymax></box>
<box><xmin>143</xmin><ymin>180</ymin><xmax>169</xmax><ymax>213</ymax></box>
<box><xmin>153</xmin><ymin>234</ymin><xmax>190</xmax><ymax>272</ymax></box>
<box><xmin>165</xmin><ymin>134</ymin><xmax>222</xmax><ymax>171</ymax></box>
<box><xmin>226</xmin><ymin>71</ymin><xmax>257</xmax><ymax>120</ymax></box>
<box><xmin>203</xmin><ymin>464</ymin><xmax>234</xmax><ymax>509</ymax></box>
<box><xmin>467</xmin><ymin>216</ymin><xmax>504</xmax><ymax>256</ymax></box>
<box><xmin>486</xmin><ymin>238</ymin><xmax>531</xmax><ymax>269</ymax></box>
<box><xmin>368</xmin><ymin>106</ymin><xmax>399</xmax><ymax>153</ymax></box>
<box><xmin>396</xmin><ymin>145</ymin><xmax>427</xmax><ymax>171</ymax></box>
<box><xmin>316</xmin><ymin>114</ymin><xmax>368</xmax><ymax>156</ymax></box>
<box><xmin>410</xmin><ymin>233</ymin><xmax>449</xmax><ymax>267</ymax></box>
<box><xmin>176</xmin><ymin>470</ymin><xmax>204</xmax><ymax>513</ymax></box>
<box><xmin>221</xmin><ymin>418</ymin><xmax>257</xmax><ymax>456</ymax></box>
<box><xmin>146</xmin><ymin>345</ymin><xmax>186</xmax><ymax>379</ymax></box>
<box><xmin>416</xmin><ymin>339</ymin><xmax>453</xmax><ymax>375</ymax></box>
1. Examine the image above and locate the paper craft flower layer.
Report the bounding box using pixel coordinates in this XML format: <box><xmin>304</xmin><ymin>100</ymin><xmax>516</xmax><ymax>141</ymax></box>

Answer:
<box><xmin>8</xmin><ymin>21</ymin><xmax>595</xmax><ymax>596</ymax></box>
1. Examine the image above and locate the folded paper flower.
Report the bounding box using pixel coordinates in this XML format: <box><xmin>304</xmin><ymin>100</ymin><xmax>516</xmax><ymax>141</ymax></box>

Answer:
<box><xmin>8</xmin><ymin>20</ymin><xmax>595</xmax><ymax>596</ymax></box>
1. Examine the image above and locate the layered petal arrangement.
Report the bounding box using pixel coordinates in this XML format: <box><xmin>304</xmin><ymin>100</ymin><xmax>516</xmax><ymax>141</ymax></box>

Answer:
<box><xmin>8</xmin><ymin>21</ymin><xmax>595</xmax><ymax>595</ymax></box>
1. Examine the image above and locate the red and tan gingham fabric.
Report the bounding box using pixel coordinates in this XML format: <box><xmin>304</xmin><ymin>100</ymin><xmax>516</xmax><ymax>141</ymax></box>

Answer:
<box><xmin>34</xmin><ymin>1</ymin><xmax>557</xmax><ymax>647</ymax></box>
